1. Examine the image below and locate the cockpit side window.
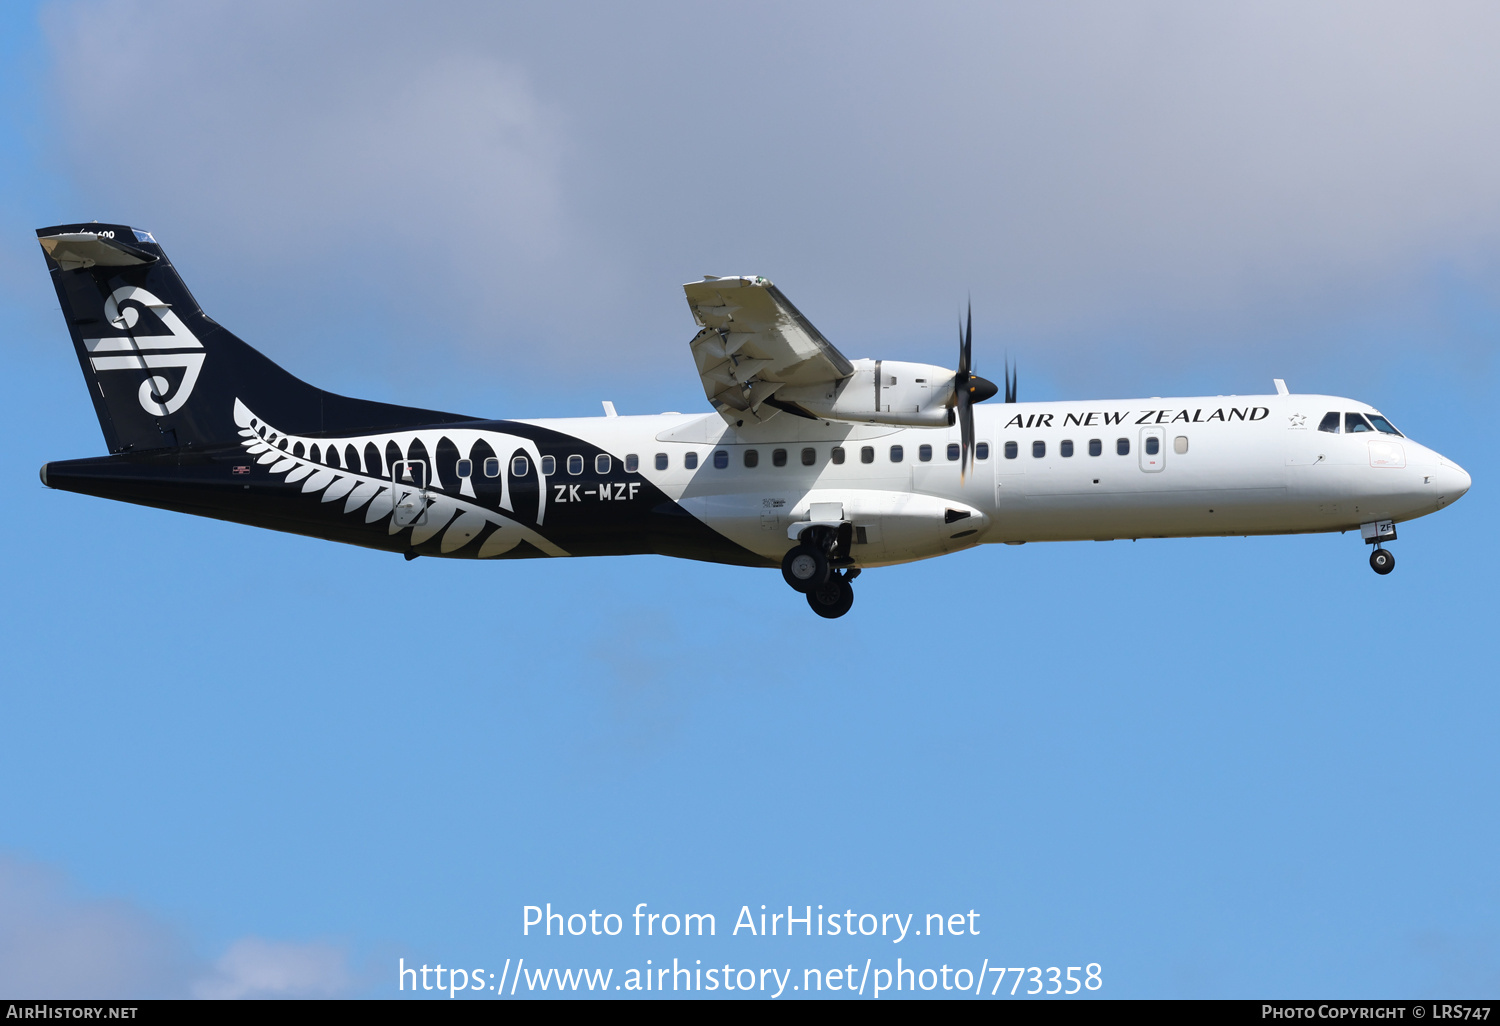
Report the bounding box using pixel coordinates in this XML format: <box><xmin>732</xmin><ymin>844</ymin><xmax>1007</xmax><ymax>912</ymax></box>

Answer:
<box><xmin>1318</xmin><ymin>412</ymin><xmax>1341</xmax><ymax>434</ymax></box>
<box><xmin>1345</xmin><ymin>412</ymin><xmax>1374</xmax><ymax>433</ymax></box>
<box><xmin>1367</xmin><ymin>414</ymin><xmax>1403</xmax><ymax>436</ymax></box>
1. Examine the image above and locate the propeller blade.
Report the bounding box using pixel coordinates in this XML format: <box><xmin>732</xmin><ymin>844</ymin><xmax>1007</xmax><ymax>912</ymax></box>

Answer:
<box><xmin>959</xmin><ymin>303</ymin><xmax>972</xmax><ymax>380</ymax></box>
<box><xmin>959</xmin><ymin>386</ymin><xmax>974</xmax><ymax>481</ymax></box>
<box><xmin>1004</xmin><ymin>358</ymin><xmax>1017</xmax><ymax>403</ymax></box>
<box><xmin>955</xmin><ymin>301</ymin><xmax>985</xmax><ymax>479</ymax></box>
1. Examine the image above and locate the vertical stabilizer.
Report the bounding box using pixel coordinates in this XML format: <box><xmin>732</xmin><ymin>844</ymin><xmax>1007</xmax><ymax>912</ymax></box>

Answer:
<box><xmin>38</xmin><ymin>223</ymin><xmax>468</xmax><ymax>453</ymax></box>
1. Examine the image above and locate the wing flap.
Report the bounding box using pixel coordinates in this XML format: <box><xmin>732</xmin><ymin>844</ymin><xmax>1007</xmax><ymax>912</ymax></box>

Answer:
<box><xmin>683</xmin><ymin>276</ymin><xmax>853</xmax><ymax>423</ymax></box>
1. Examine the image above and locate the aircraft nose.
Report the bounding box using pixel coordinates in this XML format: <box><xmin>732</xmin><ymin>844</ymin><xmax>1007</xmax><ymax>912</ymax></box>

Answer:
<box><xmin>1438</xmin><ymin>457</ymin><xmax>1471</xmax><ymax>504</ymax></box>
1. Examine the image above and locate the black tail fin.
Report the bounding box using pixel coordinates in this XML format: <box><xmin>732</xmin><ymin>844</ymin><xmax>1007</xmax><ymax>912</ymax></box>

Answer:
<box><xmin>38</xmin><ymin>222</ymin><xmax>469</xmax><ymax>453</ymax></box>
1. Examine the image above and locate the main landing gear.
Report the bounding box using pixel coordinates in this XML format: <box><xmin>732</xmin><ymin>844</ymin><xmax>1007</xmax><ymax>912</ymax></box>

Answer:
<box><xmin>1361</xmin><ymin>520</ymin><xmax>1398</xmax><ymax>576</ymax></box>
<box><xmin>781</xmin><ymin>525</ymin><xmax>859</xmax><ymax>619</ymax></box>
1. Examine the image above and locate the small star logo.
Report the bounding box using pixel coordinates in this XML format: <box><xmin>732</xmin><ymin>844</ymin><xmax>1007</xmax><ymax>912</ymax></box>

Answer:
<box><xmin>1288</xmin><ymin>413</ymin><xmax>1307</xmax><ymax>428</ymax></box>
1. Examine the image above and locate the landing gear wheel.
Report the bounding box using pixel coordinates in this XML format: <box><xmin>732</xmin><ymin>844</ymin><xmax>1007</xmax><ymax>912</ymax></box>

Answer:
<box><xmin>781</xmin><ymin>545</ymin><xmax>829</xmax><ymax>593</ymax></box>
<box><xmin>1370</xmin><ymin>548</ymin><xmax>1395</xmax><ymax>575</ymax></box>
<box><xmin>806</xmin><ymin>575</ymin><xmax>855</xmax><ymax>619</ymax></box>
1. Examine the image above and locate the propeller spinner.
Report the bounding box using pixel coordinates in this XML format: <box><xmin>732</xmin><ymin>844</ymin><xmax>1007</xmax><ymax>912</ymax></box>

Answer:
<box><xmin>953</xmin><ymin>304</ymin><xmax>999</xmax><ymax>478</ymax></box>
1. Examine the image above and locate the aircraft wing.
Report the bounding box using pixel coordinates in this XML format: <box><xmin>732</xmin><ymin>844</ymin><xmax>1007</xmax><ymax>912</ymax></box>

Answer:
<box><xmin>683</xmin><ymin>276</ymin><xmax>854</xmax><ymax>423</ymax></box>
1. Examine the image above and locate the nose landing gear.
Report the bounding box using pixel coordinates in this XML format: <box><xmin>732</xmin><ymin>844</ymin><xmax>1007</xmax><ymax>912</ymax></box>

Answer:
<box><xmin>781</xmin><ymin>523</ymin><xmax>859</xmax><ymax>618</ymax></box>
<box><xmin>1361</xmin><ymin>520</ymin><xmax>1398</xmax><ymax>576</ymax></box>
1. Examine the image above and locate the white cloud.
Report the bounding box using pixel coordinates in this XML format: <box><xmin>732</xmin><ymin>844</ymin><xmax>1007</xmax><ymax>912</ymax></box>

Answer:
<box><xmin>0</xmin><ymin>854</ymin><xmax>355</xmax><ymax>999</ymax></box>
<box><xmin>36</xmin><ymin>1</ymin><xmax>1500</xmax><ymax>397</ymax></box>
<box><xmin>41</xmin><ymin>1</ymin><xmax>572</xmax><ymax>386</ymax></box>
<box><xmin>191</xmin><ymin>937</ymin><xmax>353</xmax><ymax>999</ymax></box>
<box><xmin>0</xmin><ymin>857</ymin><xmax>186</xmax><ymax>998</ymax></box>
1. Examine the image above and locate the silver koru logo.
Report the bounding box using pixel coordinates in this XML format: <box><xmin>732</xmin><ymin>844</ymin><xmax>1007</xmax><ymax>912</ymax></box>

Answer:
<box><xmin>82</xmin><ymin>286</ymin><xmax>205</xmax><ymax>415</ymax></box>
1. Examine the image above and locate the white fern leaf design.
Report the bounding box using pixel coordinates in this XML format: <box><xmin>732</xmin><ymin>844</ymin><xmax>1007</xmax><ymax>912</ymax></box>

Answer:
<box><xmin>301</xmin><ymin>469</ymin><xmax>337</xmax><ymax>494</ymax></box>
<box><xmin>232</xmin><ymin>398</ymin><xmax>568</xmax><ymax>557</ymax></box>
<box><xmin>342</xmin><ymin>480</ymin><xmax>380</xmax><ymax>513</ymax></box>
<box><xmin>321</xmin><ymin>476</ymin><xmax>358</xmax><ymax>503</ymax></box>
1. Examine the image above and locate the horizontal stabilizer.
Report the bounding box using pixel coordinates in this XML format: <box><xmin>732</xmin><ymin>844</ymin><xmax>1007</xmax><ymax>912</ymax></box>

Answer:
<box><xmin>39</xmin><ymin>231</ymin><xmax>158</xmax><ymax>271</ymax></box>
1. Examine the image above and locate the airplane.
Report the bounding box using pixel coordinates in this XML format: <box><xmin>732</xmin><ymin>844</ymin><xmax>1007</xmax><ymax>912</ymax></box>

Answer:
<box><xmin>35</xmin><ymin>222</ymin><xmax>1472</xmax><ymax>618</ymax></box>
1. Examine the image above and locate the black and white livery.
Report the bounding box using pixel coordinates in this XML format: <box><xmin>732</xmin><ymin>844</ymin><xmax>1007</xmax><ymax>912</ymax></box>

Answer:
<box><xmin>36</xmin><ymin>224</ymin><xmax>1471</xmax><ymax>618</ymax></box>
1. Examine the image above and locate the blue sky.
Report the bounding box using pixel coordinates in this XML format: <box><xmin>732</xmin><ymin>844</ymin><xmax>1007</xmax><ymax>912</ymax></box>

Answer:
<box><xmin>1</xmin><ymin>1</ymin><xmax>1497</xmax><ymax>999</ymax></box>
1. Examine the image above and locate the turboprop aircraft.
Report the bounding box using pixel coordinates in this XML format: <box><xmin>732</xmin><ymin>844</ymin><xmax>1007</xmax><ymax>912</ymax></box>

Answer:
<box><xmin>36</xmin><ymin>223</ymin><xmax>1471</xmax><ymax>618</ymax></box>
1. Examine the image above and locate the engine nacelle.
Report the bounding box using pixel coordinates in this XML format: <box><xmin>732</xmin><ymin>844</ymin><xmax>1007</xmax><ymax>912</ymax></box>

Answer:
<box><xmin>778</xmin><ymin>359</ymin><xmax>955</xmax><ymax>427</ymax></box>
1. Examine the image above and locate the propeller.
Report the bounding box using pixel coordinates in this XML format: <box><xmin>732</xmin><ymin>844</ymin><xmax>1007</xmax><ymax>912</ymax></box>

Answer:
<box><xmin>954</xmin><ymin>303</ymin><xmax>999</xmax><ymax>479</ymax></box>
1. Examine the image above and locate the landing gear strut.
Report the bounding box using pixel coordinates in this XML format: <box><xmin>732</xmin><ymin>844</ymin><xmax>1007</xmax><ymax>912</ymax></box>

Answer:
<box><xmin>782</xmin><ymin>525</ymin><xmax>859</xmax><ymax>618</ymax></box>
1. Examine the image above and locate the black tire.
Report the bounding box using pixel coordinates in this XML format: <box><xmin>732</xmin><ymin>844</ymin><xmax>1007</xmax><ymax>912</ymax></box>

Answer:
<box><xmin>1370</xmin><ymin>548</ymin><xmax>1395</xmax><ymax>575</ymax></box>
<box><xmin>806</xmin><ymin>576</ymin><xmax>855</xmax><ymax>619</ymax></box>
<box><xmin>781</xmin><ymin>545</ymin><xmax>829</xmax><ymax>593</ymax></box>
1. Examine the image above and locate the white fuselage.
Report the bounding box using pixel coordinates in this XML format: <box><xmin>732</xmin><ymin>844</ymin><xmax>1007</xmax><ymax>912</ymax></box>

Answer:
<box><xmin>521</xmin><ymin>393</ymin><xmax>1471</xmax><ymax>568</ymax></box>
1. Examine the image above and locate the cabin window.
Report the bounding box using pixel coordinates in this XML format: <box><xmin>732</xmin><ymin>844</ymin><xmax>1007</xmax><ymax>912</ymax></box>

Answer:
<box><xmin>1318</xmin><ymin>412</ymin><xmax>1341</xmax><ymax>434</ymax></box>
<box><xmin>772</xmin><ymin>448</ymin><xmax>787</xmax><ymax>467</ymax></box>
<box><xmin>1174</xmin><ymin>436</ymin><xmax>1189</xmax><ymax>454</ymax></box>
<box><xmin>743</xmin><ymin>449</ymin><xmax>759</xmax><ymax>468</ymax></box>
<box><xmin>511</xmin><ymin>456</ymin><xmax>529</xmax><ymax>477</ymax></box>
<box><xmin>860</xmin><ymin>446</ymin><xmax>874</xmax><ymax>464</ymax></box>
<box><xmin>484</xmin><ymin>457</ymin><xmax>501</xmax><ymax>478</ymax></box>
<box><xmin>976</xmin><ymin>442</ymin><xmax>989</xmax><ymax>460</ymax></box>
<box><xmin>1145</xmin><ymin>436</ymin><xmax>1160</xmax><ymax>456</ymax></box>
<box><xmin>801</xmin><ymin>447</ymin><xmax>816</xmax><ymax>466</ymax></box>
<box><xmin>1032</xmin><ymin>440</ymin><xmax>1046</xmax><ymax>458</ymax></box>
<box><xmin>1004</xmin><ymin>441</ymin><xmax>1018</xmax><ymax>459</ymax></box>
<box><xmin>1368</xmin><ymin>414</ymin><xmax>1403</xmax><ymax>436</ymax></box>
<box><xmin>684</xmin><ymin>451</ymin><xmax>699</xmax><ymax>470</ymax></box>
<box><xmin>1088</xmin><ymin>439</ymin><xmax>1102</xmax><ymax>457</ymax></box>
<box><xmin>625</xmin><ymin>454</ymin><xmax>639</xmax><ymax>473</ymax></box>
<box><xmin>1346</xmin><ymin>413</ymin><xmax>1374</xmax><ymax>433</ymax></box>
<box><xmin>655</xmin><ymin>453</ymin><xmax>668</xmax><ymax>471</ymax></box>
<box><xmin>918</xmin><ymin>444</ymin><xmax>932</xmax><ymax>462</ymax></box>
<box><xmin>713</xmin><ymin>450</ymin><xmax>728</xmax><ymax>469</ymax></box>
<box><xmin>890</xmin><ymin>444</ymin><xmax>904</xmax><ymax>463</ymax></box>
<box><xmin>455</xmin><ymin>458</ymin><xmax>470</xmax><ymax>478</ymax></box>
<box><xmin>1060</xmin><ymin>439</ymin><xmax>1074</xmax><ymax>457</ymax></box>
<box><xmin>541</xmin><ymin>455</ymin><xmax>556</xmax><ymax>476</ymax></box>
<box><xmin>595</xmin><ymin>454</ymin><xmax>611</xmax><ymax>474</ymax></box>
<box><xmin>1116</xmin><ymin>438</ymin><xmax>1130</xmax><ymax>456</ymax></box>
<box><xmin>947</xmin><ymin>443</ymin><xmax>960</xmax><ymax>462</ymax></box>
<box><xmin>831</xmin><ymin>446</ymin><xmax>846</xmax><ymax>465</ymax></box>
<box><xmin>567</xmin><ymin>455</ymin><xmax>584</xmax><ymax>475</ymax></box>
